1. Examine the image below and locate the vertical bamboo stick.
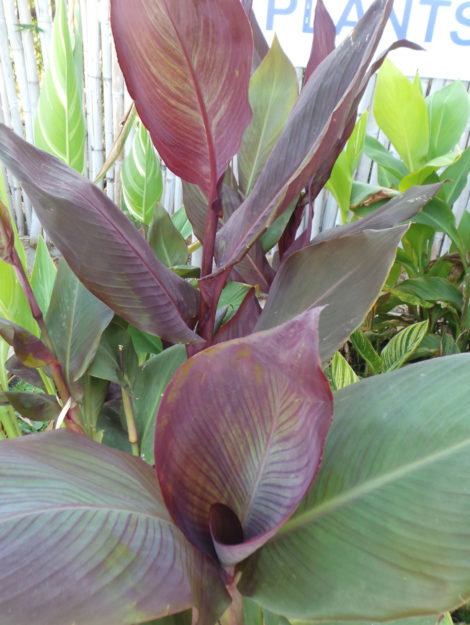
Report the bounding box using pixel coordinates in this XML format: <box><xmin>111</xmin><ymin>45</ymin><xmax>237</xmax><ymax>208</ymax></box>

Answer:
<box><xmin>81</xmin><ymin>0</ymin><xmax>103</xmax><ymax>186</ymax></box>
<box><xmin>35</xmin><ymin>0</ymin><xmax>53</xmax><ymax>71</ymax></box>
<box><xmin>0</xmin><ymin>1</ymin><xmax>25</xmax><ymax>234</ymax></box>
<box><xmin>100</xmin><ymin>0</ymin><xmax>114</xmax><ymax>200</ymax></box>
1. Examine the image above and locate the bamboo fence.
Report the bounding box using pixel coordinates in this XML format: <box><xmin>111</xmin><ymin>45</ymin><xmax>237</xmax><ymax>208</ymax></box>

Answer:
<box><xmin>0</xmin><ymin>0</ymin><xmax>469</xmax><ymax>255</ymax></box>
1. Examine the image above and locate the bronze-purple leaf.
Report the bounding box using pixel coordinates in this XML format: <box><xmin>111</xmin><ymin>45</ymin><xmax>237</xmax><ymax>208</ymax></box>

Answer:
<box><xmin>215</xmin><ymin>0</ymin><xmax>394</xmax><ymax>272</ymax></box>
<box><xmin>0</xmin><ymin>317</ymin><xmax>56</xmax><ymax>367</ymax></box>
<box><xmin>111</xmin><ymin>0</ymin><xmax>253</xmax><ymax>202</ymax></box>
<box><xmin>155</xmin><ymin>308</ymin><xmax>333</xmax><ymax>566</ymax></box>
<box><xmin>0</xmin><ymin>430</ymin><xmax>230</xmax><ymax>625</ymax></box>
<box><xmin>0</xmin><ymin>125</ymin><xmax>201</xmax><ymax>345</ymax></box>
<box><xmin>304</xmin><ymin>0</ymin><xmax>336</xmax><ymax>83</ymax></box>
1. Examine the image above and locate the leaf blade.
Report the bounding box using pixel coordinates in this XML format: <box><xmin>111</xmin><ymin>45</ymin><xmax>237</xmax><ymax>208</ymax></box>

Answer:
<box><xmin>111</xmin><ymin>0</ymin><xmax>253</xmax><ymax>200</ymax></box>
<box><xmin>0</xmin><ymin>125</ymin><xmax>201</xmax><ymax>344</ymax></box>
<box><xmin>0</xmin><ymin>430</ymin><xmax>229</xmax><ymax>625</ymax></box>
<box><xmin>238</xmin><ymin>354</ymin><xmax>470</xmax><ymax>620</ymax></box>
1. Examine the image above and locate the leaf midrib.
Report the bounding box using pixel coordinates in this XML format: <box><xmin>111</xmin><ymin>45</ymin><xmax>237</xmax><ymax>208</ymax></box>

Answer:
<box><xmin>277</xmin><ymin>435</ymin><xmax>470</xmax><ymax>539</ymax></box>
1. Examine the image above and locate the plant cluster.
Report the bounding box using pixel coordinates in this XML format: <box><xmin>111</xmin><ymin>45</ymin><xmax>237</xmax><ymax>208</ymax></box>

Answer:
<box><xmin>0</xmin><ymin>1</ymin><xmax>470</xmax><ymax>625</ymax></box>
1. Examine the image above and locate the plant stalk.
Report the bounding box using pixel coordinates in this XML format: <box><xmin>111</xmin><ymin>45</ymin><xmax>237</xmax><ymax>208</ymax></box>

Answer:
<box><xmin>8</xmin><ymin>245</ymin><xmax>84</xmax><ymax>432</ymax></box>
<box><xmin>121</xmin><ymin>388</ymin><xmax>139</xmax><ymax>456</ymax></box>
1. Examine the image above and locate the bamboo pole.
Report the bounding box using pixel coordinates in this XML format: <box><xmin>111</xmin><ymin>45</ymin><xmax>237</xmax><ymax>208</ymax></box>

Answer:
<box><xmin>35</xmin><ymin>0</ymin><xmax>53</xmax><ymax>71</ymax></box>
<box><xmin>81</xmin><ymin>0</ymin><xmax>104</xmax><ymax>186</ymax></box>
<box><xmin>100</xmin><ymin>0</ymin><xmax>114</xmax><ymax>200</ymax></box>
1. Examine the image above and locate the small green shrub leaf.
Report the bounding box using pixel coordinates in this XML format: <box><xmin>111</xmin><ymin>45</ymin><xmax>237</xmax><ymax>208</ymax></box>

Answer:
<box><xmin>381</xmin><ymin>320</ymin><xmax>429</xmax><ymax>371</ymax></box>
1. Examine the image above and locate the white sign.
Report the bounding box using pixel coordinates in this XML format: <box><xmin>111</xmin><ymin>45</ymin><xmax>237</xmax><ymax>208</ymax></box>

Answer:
<box><xmin>252</xmin><ymin>0</ymin><xmax>470</xmax><ymax>80</ymax></box>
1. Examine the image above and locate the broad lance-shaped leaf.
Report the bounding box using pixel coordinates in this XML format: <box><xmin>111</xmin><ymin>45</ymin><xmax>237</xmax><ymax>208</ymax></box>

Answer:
<box><xmin>111</xmin><ymin>0</ymin><xmax>253</xmax><ymax>201</ymax></box>
<box><xmin>0</xmin><ymin>430</ymin><xmax>230</xmax><ymax>625</ymax></box>
<box><xmin>155</xmin><ymin>308</ymin><xmax>333</xmax><ymax>566</ymax></box>
<box><xmin>45</xmin><ymin>260</ymin><xmax>114</xmax><ymax>385</ymax></box>
<box><xmin>215</xmin><ymin>0</ymin><xmax>394</xmax><ymax>271</ymax></box>
<box><xmin>0</xmin><ymin>125</ymin><xmax>201</xmax><ymax>345</ymax></box>
<box><xmin>238</xmin><ymin>353</ymin><xmax>470</xmax><ymax>620</ymax></box>
<box><xmin>255</xmin><ymin>227</ymin><xmax>408</xmax><ymax>363</ymax></box>
<box><xmin>34</xmin><ymin>0</ymin><xmax>85</xmax><ymax>172</ymax></box>
<box><xmin>0</xmin><ymin>391</ymin><xmax>59</xmax><ymax>422</ymax></box>
<box><xmin>121</xmin><ymin>120</ymin><xmax>163</xmax><ymax>225</ymax></box>
<box><xmin>238</xmin><ymin>35</ymin><xmax>298</xmax><ymax>197</ymax></box>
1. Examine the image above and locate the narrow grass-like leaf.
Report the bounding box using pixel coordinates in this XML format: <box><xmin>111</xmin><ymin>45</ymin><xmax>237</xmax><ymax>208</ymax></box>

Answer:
<box><xmin>34</xmin><ymin>0</ymin><xmax>85</xmax><ymax>171</ymax></box>
<box><xmin>238</xmin><ymin>36</ymin><xmax>298</xmax><ymax>197</ymax></box>
<box><xmin>0</xmin><ymin>125</ymin><xmax>201</xmax><ymax>344</ymax></box>
<box><xmin>238</xmin><ymin>354</ymin><xmax>470</xmax><ymax>620</ymax></box>
<box><xmin>0</xmin><ymin>430</ymin><xmax>229</xmax><ymax>625</ymax></box>
<box><xmin>381</xmin><ymin>320</ymin><xmax>429</xmax><ymax>371</ymax></box>
<box><xmin>46</xmin><ymin>260</ymin><xmax>114</xmax><ymax>384</ymax></box>
<box><xmin>330</xmin><ymin>352</ymin><xmax>359</xmax><ymax>390</ymax></box>
<box><xmin>121</xmin><ymin>121</ymin><xmax>163</xmax><ymax>225</ymax></box>
<box><xmin>256</xmin><ymin>227</ymin><xmax>407</xmax><ymax>362</ymax></box>
<box><xmin>111</xmin><ymin>0</ymin><xmax>253</xmax><ymax>201</ymax></box>
<box><xmin>155</xmin><ymin>308</ymin><xmax>333</xmax><ymax>566</ymax></box>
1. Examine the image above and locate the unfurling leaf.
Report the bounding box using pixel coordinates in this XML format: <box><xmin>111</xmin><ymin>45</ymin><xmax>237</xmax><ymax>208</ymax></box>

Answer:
<box><xmin>155</xmin><ymin>308</ymin><xmax>333</xmax><ymax>566</ymax></box>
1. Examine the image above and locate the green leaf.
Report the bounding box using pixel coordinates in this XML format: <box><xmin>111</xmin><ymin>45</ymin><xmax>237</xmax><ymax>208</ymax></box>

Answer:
<box><xmin>133</xmin><ymin>345</ymin><xmax>186</xmax><ymax>465</ymax></box>
<box><xmin>30</xmin><ymin>235</ymin><xmax>57</xmax><ymax>316</ymax></box>
<box><xmin>330</xmin><ymin>352</ymin><xmax>359</xmax><ymax>390</ymax></box>
<box><xmin>128</xmin><ymin>325</ymin><xmax>163</xmax><ymax>356</ymax></box>
<box><xmin>34</xmin><ymin>0</ymin><xmax>85</xmax><ymax>171</ymax></box>
<box><xmin>391</xmin><ymin>277</ymin><xmax>463</xmax><ymax>311</ymax></box>
<box><xmin>381</xmin><ymin>320</ymin><xmax>429</xmax><ymax>371</ymax></box>
<box><xmin>238</xmin><ymin>35</ymin><xmax>298</xmax><ymax>196</ymax></box>
<box><xmin>363</xmin><ymin>135</ymin><xmax>409</xmax><ymax>181</ymax></box>
<box><xmin>440</xmin><ymin>146</ymin><xmax>470</xmax><ymax>206</ymax></box>
<box><xmin>87</xmin><ymin>321</ymin><xmax>139</xmax><ymax>393</ymax></box>
<box><xmin>373</xmin><ymin>59</ymin><xmax>429</xmax><ymax>171</ymax></box>
<box><xmin>147</xmin><ymin>204</ymin><xmax>188</xmax><ymax>267</ymax></box>
<box><xmin>350</xmin><ymin>329</ymin><xmax>383</xmax><ymax>375</ymax></box>
<box><xmin>217</xmin><ymin>282</ymin><xmax>252</xmax><ymax>324</ymax></box>
<box><xmin>46</xmin><ymin>260</ymin><xmax>114</xmax><ymax>384</ymax></box>
<box><xmin>412</xmin><ymin>198</ymin><xmax>466</xmax><ymax>261</ymax></box>
<box><xmin>121</xmin><ymin>121</ymin><xmax>163</xmax><ymax>225</ymax></box>
<box><xmin>238</xmin><ymin>353</ymin><xmax>470</xmax><ymax>620</ymax></box>
<box><xmin>426</xmin><ymin>81</ymin><xmax>470</xmax><ymax>159</ymax></box>
<box><xmin>256</xmin><ymin>227</ymin><xmax>407</xmax><ymax>362</ymax></box>
<box><xmin>0</xmin><ymin>430</ymin><xmax>230</xmax><ymax>625</ymax></box>
<box><xmin>172</xmin><ymin>206</ymin><xmax>193</xmax><ymax>240</ymax></box>
<box><xmin>326</xmin><ymin>112</ymin><xmax>369</xmax><ymax>224</ymax></box>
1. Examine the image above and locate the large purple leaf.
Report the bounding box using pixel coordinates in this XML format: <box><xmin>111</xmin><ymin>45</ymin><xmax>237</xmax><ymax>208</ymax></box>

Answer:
<box><xmin>304</xmin><ymin>0</ymin><xmax>336</xmax><ymax>83</ymax></box>
<box><xmin>111</xmin><ymin>0</ymin><xmax>253</xmax><ymax>202</ymax></box>
<box><xmin>155</xmin><ymin>308</ymin><xmax>333</xmax><ymax>566</ymax></box>
<box><xmin>215</xmin><ymin>0</ymin><xmax>393</xmax><ymax>271</ymax></box>
<box><xmin>255</xmin><ymin>227</ymin><xmax>408</xmax><ymax>362</ymax></box>
<box><xmin>0</xmin><ymin>125</ymin><xmax>201</xmax><ymax>345</ymax></box>
<box><xmin>0</xmin><ymin>430</ymin><xmax>229</xmax><ymax>625</ymax></box>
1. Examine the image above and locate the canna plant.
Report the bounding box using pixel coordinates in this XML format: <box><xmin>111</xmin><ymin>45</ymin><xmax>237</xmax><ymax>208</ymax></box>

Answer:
<box><xmin>1</xmin><ymin>1</ymin><xmax>470</xmax><ymax>624</ymax></box>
